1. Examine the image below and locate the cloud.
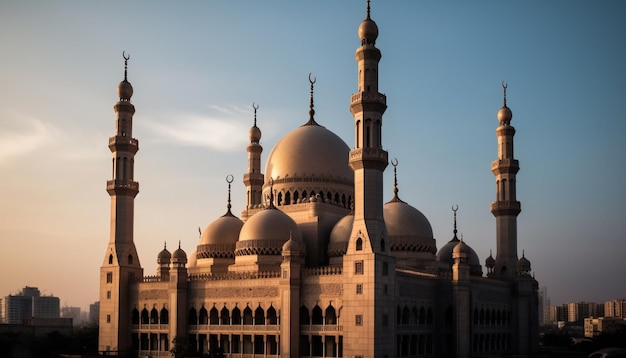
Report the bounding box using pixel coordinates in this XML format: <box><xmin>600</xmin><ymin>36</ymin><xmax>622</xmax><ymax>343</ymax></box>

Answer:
<box><xmin>0</xmin><ymin>116</ymin><xmax>61</xmax><ymax>164</ymax></box>
<box><xmin>142</xmin><ymin>109</ymin><xmax>250</xmax><ymax>152</ymax></box>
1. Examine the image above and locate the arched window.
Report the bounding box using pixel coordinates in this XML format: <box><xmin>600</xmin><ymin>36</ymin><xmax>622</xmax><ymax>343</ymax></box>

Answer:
<box><xmin>412</xmin><ymin>306</ymin><xmax>419</xmax><ymax>325</ymax></box>
<box><xmin>267</xmin><ymin>306</ymin><xmax>277</xmax><ymax>325</ymax></box>
<box><xmin>285</xmin><ymin>191</ymin><xmax>291</xmax><ymax>205</ymax></box>
<box><xmin>334</xmin><ymin>193</ymin><xmax>340</xmax><ymax>204</ymax></box>
<box><xmin>254</xmin><ymin>306</ymin><xmax>265</xmax><ymax>325</ymax></box>
<box><xmin>375</xmin><ymin>120</ymin><xmax>382</xmax><ymax>148</ymax></box>
<box><xmin>312</xmin><ymin>305</ymin><xmax>323</xmax><ymax>325</ymax></box>
<box><xmin>132</xmin><ymin>308</ymin><xmax>139</xmax><ymax>324</ymax></box>
<box><xmin>485</xmin><ymin>309</ymin><xmax>491</xmax><ymax>325</ymax></box>
<box><xmin>199</xmin><ymin>307</ymin><xmax>208</xmax><ymax>325</ymax></box>
<box><xmin>427</xmin><ymin>307</ymin><xmax>433</xmax><ymax>324</ymax></box>
<box><xmin>356</xmin><ymin>238</ymin><xmax>363</xmax><ymax>251</ymax></box>
<box><xmin>419</xmin><ymin>306</ymin><xmax>426</xmax><ymax>325</ymax></box>
<box><xmin>293</xmin><ymin>191</ymin><xmax>299</xmax><ymax>203</ymax></box>
<box><xmin>380</xmin><ymin>238</ymin><xmax>385</xmax><ymax>252</ymax></box>
<box><xmin>232</xmin><ymin>307</ymin><xmax>241</xmax><ymax>325</ymax></box>
<box><xmin>141</xmin><ymin>308</ymin><xmax>149</xmax><ymax>324</ymax></box>
<box><xmin>188</xmin><ymin>308</ymin><xmax>197</xmax><ymax>325</ymax></box>
<box><xmin>220</xmin><ymin>306</ymin><xmax>230</xmax><ymax>325</ymax></box>
<box><xmin>277</xmin><ymin>192</ymin><xmax>283</xmax><ymax>206</ymax></box>
<box><xmin>243</xmin><ymin>306</ymin><xmax>253</xmax><ymax>325</ymax></box>
<box><xmin>325</xmin><ymin>305</ymin><xmax>337</xmax><ymax>325</ymax></box>
<box><xmin>342</xmin><ymin>194</ymin><xmax>346</xmax><ymax>207</ymax></box>
<box><xmin>128</xmin><ymin>254</ymin><xmax>133</xmax><ymax>265</ymax></box>
<box><xmin>356</xmin><ymin>120</ymin><xmax>361</xmax><ymax>148</ymax></box>
<box><xmin>473</xmin><ymin>308</ymin><xmax>479</xmax><ymax>325</ymax></box>
<box><xmin>302</xmin><ymin>191</ymin><xmax>307</xmax><ymax>200</ymax></box>
<box><xmin>402</xmin><ymin>306</ymin><xmax>410</xmax><ymax>325</ymax></box>
<box><xmin>160</xmin><ymin>308</ymin><xmax>168</xmax><ymax>324</ymax></box>
<box><xmin>150</xmin><ymin>308</ymin><xmax>158</xmax><ymax>324</ymax></box>
<box><xmin>300</xmin><ymin>306</ymin><xmax>310</xmax><ymax>325</ymax></box>
<box><xmin>397</xmin><ymin>306</ymin><xmax>402</xmax><ymax>325</ymax></box>
<box><xmin>108</xmin><ymin>254</ymin><xmax>113</xmax><ymax>265</ymax></box>
<box><xmin>209</xmin><ymin>307</ymin><xmax>219</xmax><ymax>325</ymax></box>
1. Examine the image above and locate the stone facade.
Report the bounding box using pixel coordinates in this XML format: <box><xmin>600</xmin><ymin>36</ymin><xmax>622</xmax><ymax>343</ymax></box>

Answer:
<box><xmin>98</xmin><ymin>4</ymin><xmax>538</xmax><ymax>358</ymax></box>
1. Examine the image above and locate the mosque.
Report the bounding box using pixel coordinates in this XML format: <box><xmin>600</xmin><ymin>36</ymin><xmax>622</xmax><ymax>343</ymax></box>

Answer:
<box><xmin>98</xmin><ymin>3</ymin><xmax>539</xmax><ymax>358</ymax></box>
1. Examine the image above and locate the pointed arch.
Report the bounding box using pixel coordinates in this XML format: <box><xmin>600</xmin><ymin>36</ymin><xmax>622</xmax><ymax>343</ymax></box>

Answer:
<box><xmin>243</xmin><ymin>306</ymin><xmax>253</xmax><ymax>325</ymax></box>
<box><xmin>427</xmin><ymin>307</ymin><xmax>433</xmax><ymax>324</ymax></box>
<box><xmin>160</xmin><ymin>307</ymin><xmax>168</xmax><ymax>324</ymax></box>
<box><xmin>419</xmin><ymin>306</ymin><xmax>426</xmax><ymax>325</ymax></box>
<box><xmin>300</xmin><ymin>305</ymin><xmax>310</xmax><ymax>325</ymax></box>
<box><xmin>150</xmin><ymin>308</ymin><xmax>158</xmax><ymax>324</ymax></box>
<box><xmin>254</xmin><ymin>305</ymin><xmax>265</xmax><ymax>325</ymax></box>
<box><xmin>325</xmin><ymin>305</ymin><xmax>337</xmax><ymax>325</ymax></box>
<box><xmin>209</xmin><ymin>306</ymin><xmax>219</xmax><ymax>325</ymax></box>
<box><xmin>108</xmin><ymin>254</ymin><xmax>113</xmax><ymax>265</ymax></box>
<box><xmin>267</xmin><ymin>305</ymin><xmax>277</xmax><ymax>325</ymax></box>
<box><xmin>199</xmin><ymin>306</ymin><xmax>208</xmax><ymax>325</ymax></box>
<box><xmin>312</xmin><ymin>305</ymin><xmax>323</xmax><ymax>325</ymax></box>
<box><xmin>132</xmin><ymin>308</ymin><xmax>139</xmax><ymax>324</ymax></box>
<box><xmin>232</xmin><ymin>306</ymin><xmax>241</xmax><ymax>325</ymax></box>
<box><xmin>141</xmin><ymin>308</ymin><xmax>149</xmax><ymax>324</ymax></box>
<box><xmin>188</xmin><ymin>308</ymin><xmax>197</xmax><ymax>325</ymax></box>
<box><xmin>220</xmin><ymin>306</ymin><xmax>230</xmax><ymax>325</ymax></box>
<box><xmin>402</xmin><ymin>306</ymin><xmax>410</xmax><ymax>325</ymax></box>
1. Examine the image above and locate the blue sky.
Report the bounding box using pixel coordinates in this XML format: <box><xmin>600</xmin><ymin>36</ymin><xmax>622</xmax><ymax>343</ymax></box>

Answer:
<box><xmin>0</xmin><ymin>1</ymin><xmax>624</xmax><ymax>310</ymax></box>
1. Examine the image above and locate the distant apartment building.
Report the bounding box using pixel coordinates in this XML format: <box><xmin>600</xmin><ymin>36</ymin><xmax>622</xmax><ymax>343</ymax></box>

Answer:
<box><xmin>584</xmin><ymin>316</ymin><xmax>626</xmax><ymax>337</ymax></box>
<box><xmin>550</xmin><ymin>304</ymin><xmax>569</xmax><ymax>324</ymax></box>
<box><xmin>0</xmin><ymin>286</ymin><xmax>60</xmax><ymax>324</ymax></box>
<box><xmin>538</xmin><ymin>286</ymin><xmax>550</xmax><ymax>325</ymax></box>
<box><xmin>604</xmin><ymin>299</ymin><xmax>626</xmax><ymax>318</ymax></box>
<box><xmin>89</xmin><ymin>301</ymin><xmax>100</xmax><ymax>324</ymax></box>
<box><xmin>567</xmin><ymin>301</ymin><xmax>603</xmax><ymax>323</ymax></box>
<box><xmin>61</xmin><ymin>306</ymin><xmax>82</xmax><ymax>326</ymax></box>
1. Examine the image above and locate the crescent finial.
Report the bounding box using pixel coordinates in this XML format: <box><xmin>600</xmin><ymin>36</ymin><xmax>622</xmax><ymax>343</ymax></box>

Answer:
<box><xmin>122</xmin><ymin>51</ymin><xmax>130</xmax><ymax>61</ymax></box>
<box><xmin>391</xmin><ymin>158</ymin><xmax>398</xmax><ymax>167</ymax></box>
<box><xmin>452</xmin><ymin>204</ymin><xmax>458</xmax><ymax>213</ymax></box>
<box><xmin>308</xmin><ymin>72</ymin><xmax>316</xmax><ymax>85</ymax></box>
<box><xmin>252</xmin><ymin>102</ymin><xmax>259</xmax><ymax>110</ymax></box>
<box><xmin>226</xmin><ymin>174</ymin><xmax>234</xmax><ymax>184</ymax></box>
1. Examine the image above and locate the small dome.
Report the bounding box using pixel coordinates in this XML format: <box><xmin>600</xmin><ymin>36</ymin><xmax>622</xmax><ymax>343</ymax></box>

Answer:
<box><xmin>187</xmin><ymin>250</ymin><xmax>197</xmax><ymax>268</ymax></box>
<box><xmin>200</xmin><ymin>213</ymin><xmax>243</xmax><ymax>246</ymax></box>
<box><xmin>157</xmin><ymin>245</ymin><xmax>171</xmax><ymax>264</ymax></box>
<box><xmin>172</xmin><ymin>247</ymin><xmax>187</xmax><ymax>262</ymax></box>
<box><xmin>249</xmin><ymin>125</ymin><xmax>261</xmax><ymax>143</ymax></box>
<box><xmin>117</xmin><ymin>80</ymin><xmax>133</xmax><ymax>100</ymax></box>
<box><xmin>328</xmin><ymin>213</ymin><xmax>354</xmax><ymax>257</ymax></box>
<box><xmin>485</xmin><ymin>252</ymin><xmax>495</xmax><ymax>269</ymax></box>
<box><xmin>453</xmin><ymin>240</ymin><xmax>472</xmax><ymax>256</ymax></box>
<box><xmin>516</xmin><ymin>254</ymin><xmax>531</xmax><ymax>274</ymax></box>
<box><xmin>437</xmin><ymin>237</ymin><xmax>482</xmax><ymax>276</ymax></box>
<box><xmin>384</xmin><ymin>201</ymin><xmax>433</xmax><ymax>240</ymax></box>
<box><xmin>236</xmin><ymin>208</ymin><xmax>303</xmax><ymax>256</ymax></box>
<box><xmin>282</xmin><ymin>236</ymin><xmax>301</xmax><ymax>253</ymax></box>
<box><xmin>358</xmin><ymin>18</ymin><xmax>378</xmax><ymax>45</ymax></box>
<box><xmin>497</xmin><ymin>106</ymin><xmax>512</xmax><ymax>124</ymax></box>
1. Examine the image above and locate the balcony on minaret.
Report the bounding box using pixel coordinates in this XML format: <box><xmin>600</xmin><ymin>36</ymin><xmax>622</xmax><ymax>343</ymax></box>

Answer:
<box><xmin>491</xmin><ymin>158</ymin><xmax>519</xmax><ymax>175</ymax></box>
<box><xmin>490</xmin><ymin>201</ymin><xmax>521</xmax><ymax>216</ymax></box>
<box><xmin>350</xmin><ymin>91</ymin><xmax>387</xmax><ymax>114</ymax></box>
<box><xmin>107</xmin><ymin>179</ymin><xmax>139</xmax><ymax>197</ymax></box>
<box><xmin>108</xmin><ymin>135</ymin><xmax>139</xmax><ymax>154</ymax></box>
<box><xmin>349</xmin><ymin>147</ymin><xmax>388</xmax><ymax>171</ymax></box>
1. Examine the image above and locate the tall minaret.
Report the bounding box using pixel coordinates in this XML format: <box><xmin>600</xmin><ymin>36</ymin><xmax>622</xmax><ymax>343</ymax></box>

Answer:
<box><xmin>243</xmin><ymin>103</ymin><xmax>264</xmax><ymax>217</ymax></box>
<box><xmin>490</xmin><ymin>82</ymin><xmax>520</xmax><ymax>278</ymax></box>
<box><xmin>99</xmin><ymin>52</ymin><xmax>143</xmax><ymax>354</ymax></box>
<box><xmin>348</xmin><ymin>0</ymin><xmax>388</xmax><ymax>245</ymax></box>
<box><xmin>344</xmin><ymin>2</ymin><xmax>394</xmax><ymax>357</ymax></box>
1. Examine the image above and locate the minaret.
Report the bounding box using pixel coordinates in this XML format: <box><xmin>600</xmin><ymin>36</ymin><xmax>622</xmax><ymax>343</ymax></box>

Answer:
<box><xmin>490</xmin><ymin>82</ymin><xmax>520</xmax><ymax>278</ymax></box>
<box><xmin>99</xmin><ymin>52</ymin><xmax>143</xmax><ymax>354</ymax></box>
<box><xmin>348</xmin><ymin>0</ymin><xmax>388</xmax><ymax>249</ymax></box>
<box><xmin>243</xmin><ymin>103</ymin><xmax>264</xmax><ymax>216</ymax></box>
<box><xmin>344</xmin><ymin>2</ymin><xmax>394</xmax><ymax>357</ymax></box>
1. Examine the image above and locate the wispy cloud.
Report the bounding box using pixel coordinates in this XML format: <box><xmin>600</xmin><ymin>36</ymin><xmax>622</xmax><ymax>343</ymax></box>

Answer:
<box><xmin>0</xmin><ymin>116</ymin><xmax>61</xmax><ymax>164</ymax></box>
<box><xmin>143</xmin><ymin>107</ymin><xmax>251</xmax><ymax>152</ymax></box>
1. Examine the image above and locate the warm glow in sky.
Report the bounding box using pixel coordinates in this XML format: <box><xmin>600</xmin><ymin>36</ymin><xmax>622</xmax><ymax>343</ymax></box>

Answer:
<box><xmin>1</xmin><ymin>1</ymin><xmax>625</xmax><ymax>310</ymax></box>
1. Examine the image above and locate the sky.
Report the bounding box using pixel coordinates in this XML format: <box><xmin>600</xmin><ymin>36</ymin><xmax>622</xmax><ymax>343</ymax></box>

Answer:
<box><xmin>0</xmin><ymin>1</ymin><xmax>625</xmax><ymax>311</ymax></box>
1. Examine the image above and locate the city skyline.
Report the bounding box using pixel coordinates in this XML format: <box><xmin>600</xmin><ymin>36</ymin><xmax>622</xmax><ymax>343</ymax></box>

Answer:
<box><xmin>1</xmin><ymin>1</ymin><xmax>625</xmax><ymax>310</ymax></box>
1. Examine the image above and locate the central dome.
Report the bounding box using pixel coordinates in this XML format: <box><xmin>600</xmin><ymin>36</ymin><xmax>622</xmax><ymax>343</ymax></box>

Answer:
<box><xmin>263</xmin><ymin>123</ymin><xmax>354</xmax><ymax>209</ymax></box>
<box><xmin>265</xmin><ymin>123</ymin><xmax>352</xmax><ymax>183</ymax></box>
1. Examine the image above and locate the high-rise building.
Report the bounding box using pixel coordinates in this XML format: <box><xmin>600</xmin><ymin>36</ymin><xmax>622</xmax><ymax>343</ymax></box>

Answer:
<box><xmin>1</xmin><ymin>287</ymin><xmax>60</xmax><ymax>324</ymax></box>
<box><xmin>98</xmin><ymin>3</ymin><xmax>539</xmax><ymax>357</ymax></box>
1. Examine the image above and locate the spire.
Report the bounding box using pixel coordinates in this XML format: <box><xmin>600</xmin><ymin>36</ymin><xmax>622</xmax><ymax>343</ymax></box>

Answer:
<box><xmin>253</xmin><ymin>102</ymin><xmax>259</xmax><ymax>128</ymax></box>
<box><xmin>223</xmin><ymin>174</ymin><xmax>234</xmax><ymax>217</ymax></box>
<box><xmin>452</xmin><ymin>205</ymin><xmax>459</xmax><ymax>241</ymax></box>
<box><xmin>123</xmin><ymin>51</ymin><xmax>129</xmax><ymax>82</ymax></box>
<box><xmin>366</xmin><ymin>0</ymin><xmax>371</xmax><ymax>19</ymax></box>
<box><xmin>388</xmin><ymin>158</ymin><xmax>404</xmax><ymax>203</ymax></box>
<box><xmin>305</xmin><ymin>73</ymin><xmax>318</xmax><ymax>126</ymax></box>
<box><xmin>267</xmin><ymin>177</ymin><xmax>276</xmax><ymax>209</ymax></box>
<box><xmin>502</xmin><ymin>81</ymin><xmax>508</xmax><ymax>107</ymax></box>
